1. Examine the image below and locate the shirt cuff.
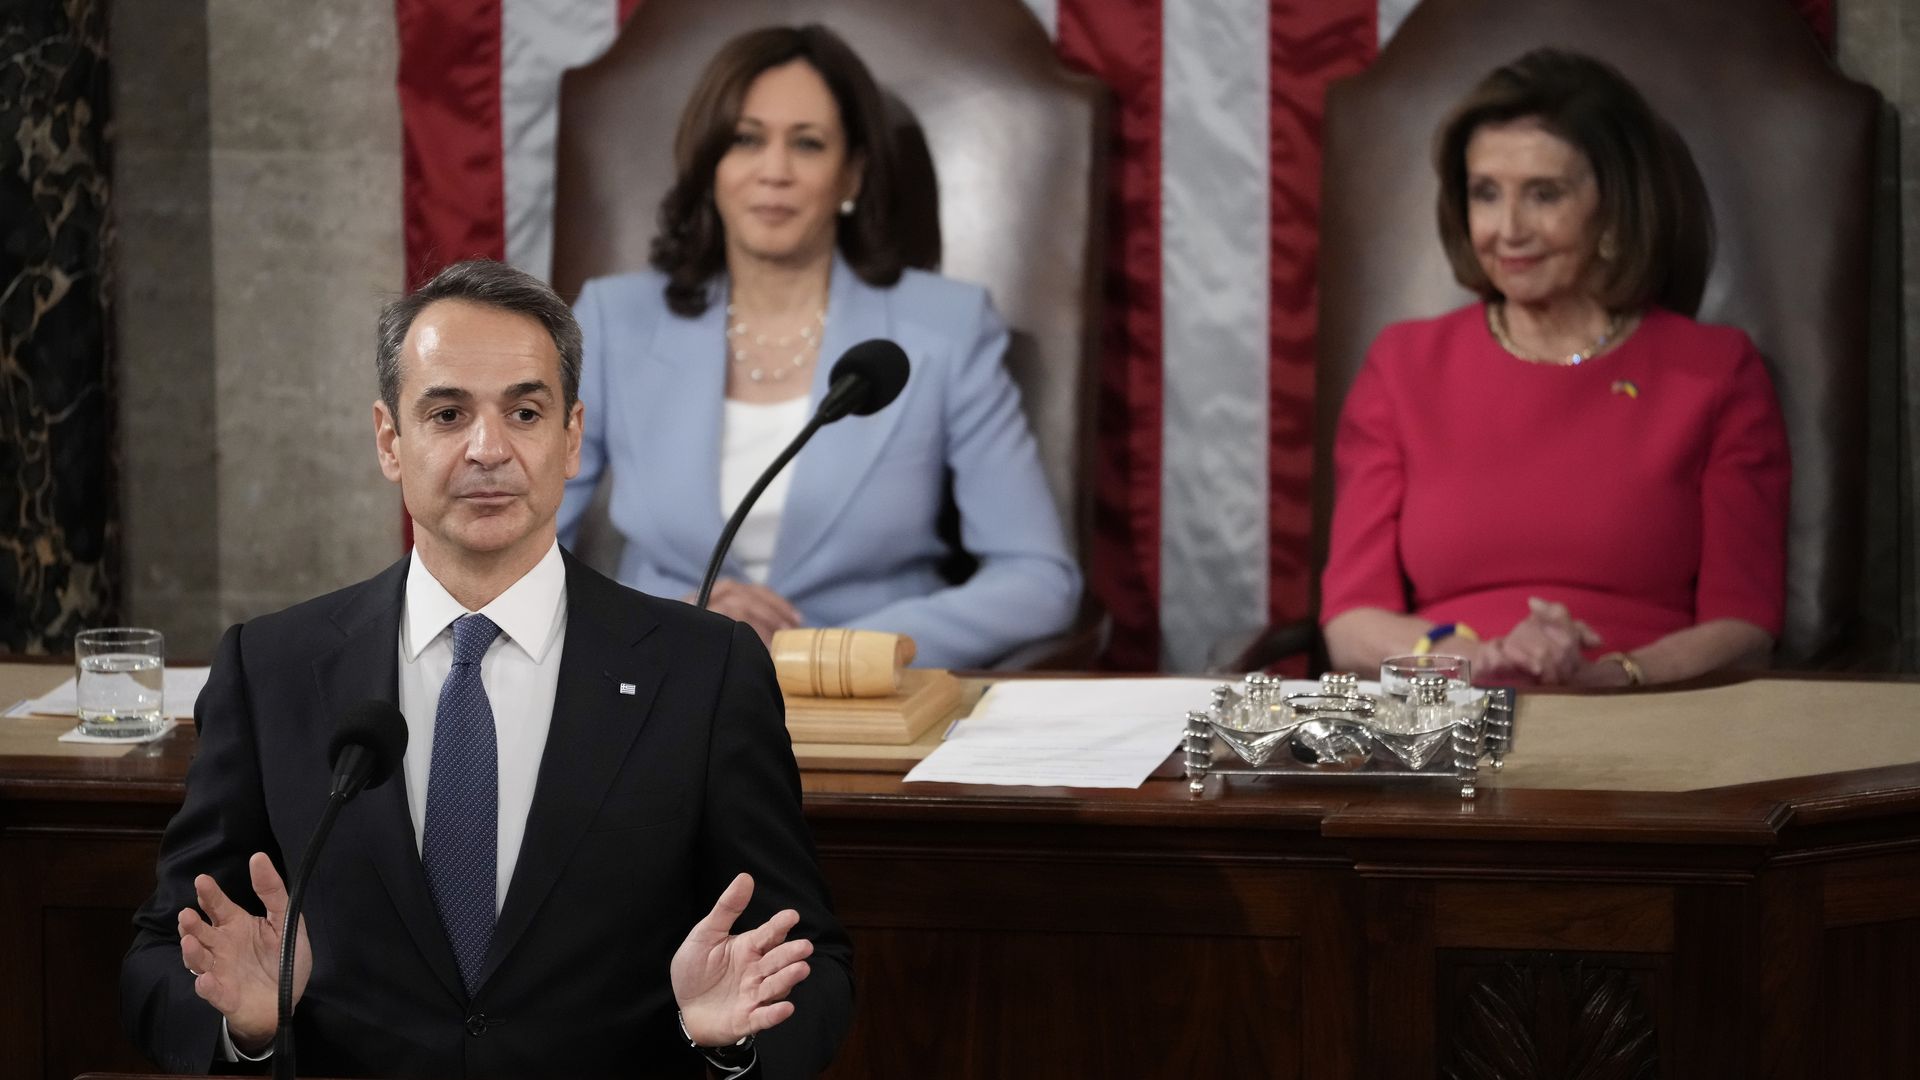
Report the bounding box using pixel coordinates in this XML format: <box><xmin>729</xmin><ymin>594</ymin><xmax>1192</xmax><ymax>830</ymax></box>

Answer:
<box><xmin>219</xmin><ymin>1018</ymin><xmax>273</xmax><ymax>1062</ymax></box>
<box><xmin>706</xmin><ymin>1048</ymin><xmax>756</xmax><ymax>1078</ymax></box>
<box><xmin>677</xmin><ymin>1009</ymin><xmax>756</xmax><ymax>1077</ymax></box>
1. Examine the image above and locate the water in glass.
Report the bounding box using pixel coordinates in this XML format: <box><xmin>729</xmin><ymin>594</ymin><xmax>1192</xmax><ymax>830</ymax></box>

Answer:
<box><xmin>76</xmin><ymin>629</ymin><xmax>166</xmax><ymax>738</ymax></box>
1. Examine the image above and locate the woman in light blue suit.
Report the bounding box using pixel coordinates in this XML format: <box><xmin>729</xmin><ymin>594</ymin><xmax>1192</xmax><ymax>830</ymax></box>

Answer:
<box><xmin>557</xmin><ymin>24</ymin><xmax>1080</xmax><ymax>669</ymax></box>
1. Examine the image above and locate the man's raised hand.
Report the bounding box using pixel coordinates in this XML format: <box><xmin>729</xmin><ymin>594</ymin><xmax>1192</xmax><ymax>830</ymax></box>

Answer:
<box><xmin>176</xmin><ymin>852</ymin><xmax>311</xmax><ymax>1053</ymax></box>
<box><xmin>671</xmin><ymin>872</ymin><xmax>815</xmax><ymax>1048</ymax></box>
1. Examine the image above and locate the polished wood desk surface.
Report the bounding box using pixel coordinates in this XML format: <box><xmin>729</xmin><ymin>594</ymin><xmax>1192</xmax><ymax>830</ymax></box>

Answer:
<box><xmin>9</xmin><ymin>662</ymin><xmax>1920</xmax><ymax>1079</ymax></box>
<box><xmin>7</xmin><ymin>659</ymin><xmax>1920</xmax><ymax>837</ymax></box>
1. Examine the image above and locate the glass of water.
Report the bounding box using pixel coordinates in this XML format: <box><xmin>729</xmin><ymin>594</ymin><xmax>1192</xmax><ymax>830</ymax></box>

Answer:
<box><xmin>1378</xmin><ymin>653</ymin><xmax>1471</xmax><ymax>727</ymax></box>
<box><xmin>75</xmin><ymin>628</ymin><xmax>166</xmax><ymax>739</ymax></box>
<box><xmin>1380</xmin><ymin>653</ymin><xmax>1471</xmax><ymax>698</ymax></box>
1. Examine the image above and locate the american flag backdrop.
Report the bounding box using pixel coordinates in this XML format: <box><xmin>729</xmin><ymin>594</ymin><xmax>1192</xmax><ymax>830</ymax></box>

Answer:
<box><xmin>395</xmin><ymin>0</ymin><xmax>1834</xmax><ymax>672</ymax></box>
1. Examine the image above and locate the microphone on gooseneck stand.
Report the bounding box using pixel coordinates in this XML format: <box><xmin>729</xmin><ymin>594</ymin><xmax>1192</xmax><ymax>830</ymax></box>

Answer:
<box><xmin>272</xmin><ymin>700</ymin><xmax>409</xmax><ymax>1080</ymax></box>
<box><xmin>697</xmin><ymin>338</ymin><xmax>911</xmax><ymax>609</ymax></box>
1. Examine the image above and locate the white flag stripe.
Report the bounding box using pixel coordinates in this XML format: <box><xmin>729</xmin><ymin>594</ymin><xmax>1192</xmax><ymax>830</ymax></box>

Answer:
<box><xmin>501</xmin><ymin>0</ymin><xmax>621</xmax><ymax>277</ymax></box>
<box><xmin>1377</xmin><ymin>0</ymin><xmax>1417</xmax><ymax>49</ymax></box>
<box><xmin>1019</xmin><ymin>0</ymin><xmax>1060</xmax><ymax>41</ymax></box>
<box><xmin>1158</xmin><ymin>0</ymin><xmax>1271</xmax><ymax>672</ymax></box>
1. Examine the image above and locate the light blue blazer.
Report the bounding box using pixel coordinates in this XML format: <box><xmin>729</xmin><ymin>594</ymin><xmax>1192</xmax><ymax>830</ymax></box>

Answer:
<box><xmin>557</xmin><ymin>255</ymin><xmax>1082</xmax><ymax>668</ymax></box>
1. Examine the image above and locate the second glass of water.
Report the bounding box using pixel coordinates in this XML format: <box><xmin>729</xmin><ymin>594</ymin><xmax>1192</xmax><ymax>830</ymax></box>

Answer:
<box><xmin>75</xmin><ymin>627</ymin><xmax>166</xmax><ymax>739</ymax></box>
<box><xmin>1379</xmin><ymin>653</ymin><xmax>1471</xmax><ymax>726</ymax></box>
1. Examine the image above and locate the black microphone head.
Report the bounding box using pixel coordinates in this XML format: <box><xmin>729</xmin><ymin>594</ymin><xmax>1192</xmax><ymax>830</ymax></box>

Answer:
<box><xmin>328</xmin><ymin>700</ymin><xmax>409</xmax><ymax>792</ymax></box>
<box><xmin>828</xmin><ymin>339</ymin><xmax>910</xmax><ymax>417</ymax></box>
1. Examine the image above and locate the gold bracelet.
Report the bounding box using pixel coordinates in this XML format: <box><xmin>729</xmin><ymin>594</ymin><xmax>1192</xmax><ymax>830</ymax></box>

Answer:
<box><xmin>1599</xmin><ymin>651</ymin><xmax>1645</xmax><ymax>686</ymax></box>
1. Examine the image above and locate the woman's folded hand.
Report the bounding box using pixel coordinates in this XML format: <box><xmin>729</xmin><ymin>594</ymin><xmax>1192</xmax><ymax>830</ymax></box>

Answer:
<box><xmin>688</xmin><ymin>580</ymin><xmax>803</xmax><ymax>645</ymax></box>
<box><xmin>1483</xmin><ymin>598</ymin><xmax>1602</xmax><ymax>685</ymax></box>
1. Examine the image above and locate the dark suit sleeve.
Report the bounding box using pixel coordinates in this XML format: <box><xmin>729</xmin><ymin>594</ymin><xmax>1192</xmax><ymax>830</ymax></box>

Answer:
<box><xmin>698</xmin><ymin>622</ymin><xmax>854</xmax><ymax>1079</ymax></box>
<box><xmin>121</xmin><ymin>622</ymin><xmax>284</xmax><ymax>1073</ymax></box>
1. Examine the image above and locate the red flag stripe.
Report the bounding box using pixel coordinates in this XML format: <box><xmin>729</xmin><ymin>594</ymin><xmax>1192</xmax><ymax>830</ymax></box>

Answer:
<box><xmin>395</xmin><ymin>0</ymin><xmax>507</xmax><ymax>546</ymax></box>
<box><xmin>1265</xmin><ymin>0</ymin><xmax>1378</xmax><ymax>668</ymax></box>
<box><xmin>1055</xmin><ymin>0</ymin><xmax>1166</xmax><ymax>671</ymax></box>
<box><xmin>396</xmin><ymin>0</ymin><xmax>508</xmax><ymax>287</ymax></box>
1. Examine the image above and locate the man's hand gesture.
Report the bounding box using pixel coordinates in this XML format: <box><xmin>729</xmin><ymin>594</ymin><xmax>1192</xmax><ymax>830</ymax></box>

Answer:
<box><xmin>671</xmin><ymin>872</ymin><xmax>814</xmax><ymax>1047</ymax></box>
<box><xmin>176</xmin><ymin>852</ymin><xmax>311</xmax><ymax>1054</ymax></box>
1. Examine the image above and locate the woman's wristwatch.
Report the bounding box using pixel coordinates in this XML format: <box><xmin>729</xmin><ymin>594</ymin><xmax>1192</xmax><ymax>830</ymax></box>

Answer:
<box><xmin>1598</xmin><ymin>651</ymin><xmax>1646</xmax><ymax>686</ymax></box>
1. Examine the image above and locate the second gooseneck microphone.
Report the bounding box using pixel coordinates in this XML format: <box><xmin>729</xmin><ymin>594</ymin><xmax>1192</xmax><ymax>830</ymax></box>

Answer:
<box><xmin>273</xmin><ymin>701</ymin><xmax>408</xmax><ymax>1080</ymax></box>
<box><xmin>697</xmin><ymin>339</ymin><xmax>910</xmax><ymax>609</ymax></box>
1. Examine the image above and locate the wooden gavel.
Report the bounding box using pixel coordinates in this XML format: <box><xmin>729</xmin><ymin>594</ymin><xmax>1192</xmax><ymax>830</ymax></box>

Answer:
<box><xmin>770</xmin><ymin>629</ymin><xmax>915</xmax><ymax>699</ymax></box>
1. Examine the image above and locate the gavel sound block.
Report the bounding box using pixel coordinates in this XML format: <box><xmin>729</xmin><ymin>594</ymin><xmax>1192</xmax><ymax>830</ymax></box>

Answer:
<box><xmin>771</xmin><ymin>629</ymin><xmax>961</xmax><ymax>744</ymax></box>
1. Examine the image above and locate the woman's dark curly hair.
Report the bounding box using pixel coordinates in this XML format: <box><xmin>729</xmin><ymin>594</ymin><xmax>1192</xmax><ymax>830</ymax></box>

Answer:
<box><xmin>651</xmin><ymin>24</ymin><xmax>905</xmax><ymax>317</ymax></box>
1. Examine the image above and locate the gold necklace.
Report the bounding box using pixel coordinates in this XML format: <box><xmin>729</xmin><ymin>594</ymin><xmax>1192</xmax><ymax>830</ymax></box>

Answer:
<box><xmin>725</xmin><ymin>305</ymin><xmax>826</xmax><ymax>383</ymax></box>
<box><xmin>1489</xmin><ymin>303</ymin><xmax>1625</xmax><ymax>366</ymax></box>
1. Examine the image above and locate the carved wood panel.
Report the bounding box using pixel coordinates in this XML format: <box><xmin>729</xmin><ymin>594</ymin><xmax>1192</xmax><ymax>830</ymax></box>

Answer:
<box><xmin>1438</xmin><ymin>952</ymin><xmax>1665</xmax><ymax>1080</ymax></box>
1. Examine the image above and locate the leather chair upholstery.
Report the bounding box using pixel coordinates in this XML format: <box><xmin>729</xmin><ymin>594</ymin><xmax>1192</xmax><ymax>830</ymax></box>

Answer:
<box><xmin>548</xmin><ymin>0</ymin><xmax>1108</xmax><ymax>632</ymax></box>
<box><xmin>1298</xmin><ymin>0</ymin><xmax>1880</xmax><ymax>668</ymax></box>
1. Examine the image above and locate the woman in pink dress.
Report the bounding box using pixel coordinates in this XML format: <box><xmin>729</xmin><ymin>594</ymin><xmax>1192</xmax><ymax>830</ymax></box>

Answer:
<box><xmin>1320</xmin><ymin>49</ymin><xmax>1790</xmax><ymax>688</ymax></box>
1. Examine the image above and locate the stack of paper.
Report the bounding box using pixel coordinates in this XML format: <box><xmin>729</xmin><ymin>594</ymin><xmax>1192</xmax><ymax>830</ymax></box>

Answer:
<box><xmin>904</xmin><ymin>677</ymin><xmax>1222</xmax><ymax>788</ymax></box>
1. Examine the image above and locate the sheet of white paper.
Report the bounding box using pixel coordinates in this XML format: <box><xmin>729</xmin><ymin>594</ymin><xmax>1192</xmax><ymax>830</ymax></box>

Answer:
<box><xmin>4</xmin><ymin>666</ymin><xmax>212</xmax><ymax>720</ymax></box>
<box><xmin>904</xmin><ymin>677</ymin><xmax>1223</xmax><ymax>788</ymax></box>
<box><xmin>56</xmin><ymin>718</ymin><xmax>186</xmax><ymax>744</ymax></box>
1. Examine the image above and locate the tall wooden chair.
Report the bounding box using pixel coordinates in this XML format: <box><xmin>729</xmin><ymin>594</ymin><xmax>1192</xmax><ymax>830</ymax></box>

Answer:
<box><xmin>548</xmin><ymin>0</ymin><xmax>1108</xmax><ymax>664</ymax></box>
<box><xmin>1234</xmin><ymin>0</ymin><xmax>1884</xmax><ymax>670</ymax></box>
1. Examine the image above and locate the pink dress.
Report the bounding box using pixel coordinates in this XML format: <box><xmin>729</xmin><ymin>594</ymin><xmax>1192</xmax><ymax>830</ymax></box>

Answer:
<box><xmin>1319</xmin><ymin>304</ymin><xmax>1790</xmax><ymax>657</ymax></box>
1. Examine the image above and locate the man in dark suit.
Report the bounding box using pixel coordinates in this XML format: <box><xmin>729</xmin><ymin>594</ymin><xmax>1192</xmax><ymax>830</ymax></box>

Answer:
<box><xmin>121</xmin><ymin>260</ymin><xmax>852</xmax><ymax>1078</ymax></box>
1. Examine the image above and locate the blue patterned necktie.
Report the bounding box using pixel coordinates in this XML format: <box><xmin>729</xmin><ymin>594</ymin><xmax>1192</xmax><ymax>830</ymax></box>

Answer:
<box><xmin>422</xmin><ymin>612</ymin><xmax>501</xmax><ymax>997</ymax></box>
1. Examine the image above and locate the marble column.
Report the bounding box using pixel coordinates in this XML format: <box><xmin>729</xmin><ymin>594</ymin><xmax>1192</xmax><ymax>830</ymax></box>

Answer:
<box><xmin>0</xmin><ymin>0</ymin><xmax>116</xmax><ymax>653</ymax></box>
<box><xmin>203</xmin><ymin>0</ymin><xmax>404</xmax><ymax>632</ymax></box>
<box><xmin>111</xmin><ymin>0</ymin><xmax>403</xmax><ymax>657</ymax></box>
<box><xmin>110</xmin><ymin>0</ymin><xmax>217</xmax><ymax>656</ymax></box>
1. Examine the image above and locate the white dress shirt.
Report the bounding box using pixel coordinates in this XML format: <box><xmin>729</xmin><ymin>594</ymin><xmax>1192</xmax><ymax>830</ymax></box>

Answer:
<box><xmin>398</xmin><ymin>540</ymin><xmax>567</xmax><ymax>914</ymax></box>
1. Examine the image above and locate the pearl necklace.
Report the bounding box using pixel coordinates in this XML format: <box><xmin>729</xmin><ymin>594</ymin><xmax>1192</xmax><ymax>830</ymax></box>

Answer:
<box><xmin>1489</xmin><ymin>303</ymin><xmax>1625</xmax><ymax>366</ymax></box>
<box><xmin>726</xmin><ymin>305</ymin><xmax>826</xmax><ymax>383</ymax></box>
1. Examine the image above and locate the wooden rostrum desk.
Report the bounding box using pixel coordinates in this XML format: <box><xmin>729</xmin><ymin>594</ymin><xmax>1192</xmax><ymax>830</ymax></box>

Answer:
<box><xmin>5</xmin><ymin>663</ymin><xmax>1920</xmax><ymax>1080</ymax></box>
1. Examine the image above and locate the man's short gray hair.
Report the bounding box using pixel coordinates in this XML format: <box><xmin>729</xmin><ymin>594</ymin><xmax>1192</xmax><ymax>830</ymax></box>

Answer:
<box><xmin>376</xmin><ymin>259</ymin><xmax>584</xmax><ymax>422</ymax></box>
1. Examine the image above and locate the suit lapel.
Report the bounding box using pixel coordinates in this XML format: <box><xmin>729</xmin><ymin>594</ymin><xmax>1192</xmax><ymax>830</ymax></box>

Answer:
<box><xmin>636</xmin><ymin>289</ymin><xmax>732</xmax><ymax>577</ymax></box>
<box><xmin>770</xmin><ymin>255</ymin><xmax>909</xmax><ymax>586</ymax></box>
<box><xmin>311</xmin><ymin>557</ymin><xmax>468</xmax><ymax>1006</ymax></box>
<box><xmin>478</xmin><ymin>552</ymin><xmax>664</xmax><ymax>989</ymax></box>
